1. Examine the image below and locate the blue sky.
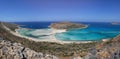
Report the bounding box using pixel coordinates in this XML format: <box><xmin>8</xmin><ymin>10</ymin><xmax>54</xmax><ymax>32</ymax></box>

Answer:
<box><xmin>0</xmin><ymin>0</ymin><xmax>120</xmax><ymax>22</ymax></box>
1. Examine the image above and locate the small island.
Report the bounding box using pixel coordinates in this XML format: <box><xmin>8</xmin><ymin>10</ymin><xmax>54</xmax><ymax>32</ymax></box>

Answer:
<box><xmin>111</xmin><ymin>22</ymin><xmax>120</xmax><ymax>25</ymax></box>
<box><xmin>49</xmin><ymin>22</ymin><xmax>87</xmax><ymax>30</ymax></box>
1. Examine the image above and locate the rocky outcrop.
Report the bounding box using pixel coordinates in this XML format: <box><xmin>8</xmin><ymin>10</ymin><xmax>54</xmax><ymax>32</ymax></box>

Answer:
<box><xmin>0</xmin><ymin>40</ymin><xmax>58</xmax><ymax>59</ymax></box>
<box><xmin>112</xmin><ymin>35</ymin><xmax>120</xmax><ymax>42</ymax></box>
<box><xmin>83</xmin><ymin>35</ymin><xmax>120</xmax><ymax>59</ymax></box>
<box><xmin>49</xmin><ymin>22</ymin><xmax>87</xmax><ymax>29</ymax></box>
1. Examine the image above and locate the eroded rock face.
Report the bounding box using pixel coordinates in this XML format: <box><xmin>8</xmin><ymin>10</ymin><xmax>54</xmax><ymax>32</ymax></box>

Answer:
<box><xmin>49</xmin><ymin>22</ymin><xmax>87</xmax><ymax>29</ymax></box>
<box><xmin>83</xmin><ymin>35</ymin><xmax>120</xmax><ymax>59</ymax></box>
<box><xmin>0</xmin><ymin>40</ymin><xmax>58</xmax><ymax>59</ymax></box>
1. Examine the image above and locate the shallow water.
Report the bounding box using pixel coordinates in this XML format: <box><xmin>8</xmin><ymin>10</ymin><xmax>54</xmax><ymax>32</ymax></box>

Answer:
<box><xmin>15</xmin><ymin>22</ymin><xmax>120</xmax><ymax>41</ymax></box>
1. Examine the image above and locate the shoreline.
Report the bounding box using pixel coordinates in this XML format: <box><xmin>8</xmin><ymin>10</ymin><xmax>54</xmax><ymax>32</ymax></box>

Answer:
<box><xmin>2</xmin><ymin>22</ymin><xmax>113</xmax><ymax>44</ymax></box>
<box><xmin>14</xmin><ymin>27</ymin><xmax>96</xmax><ymax>44</ymax></box>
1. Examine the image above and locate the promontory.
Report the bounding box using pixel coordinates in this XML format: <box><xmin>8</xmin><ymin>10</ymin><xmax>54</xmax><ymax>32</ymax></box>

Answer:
<box><xmin>49</xmin><ymin>22</ymin><xmax>87</xmax><ymax>29</ymax></box>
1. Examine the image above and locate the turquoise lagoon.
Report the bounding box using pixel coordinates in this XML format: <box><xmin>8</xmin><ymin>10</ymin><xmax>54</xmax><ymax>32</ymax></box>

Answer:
<box><xmin>15</xmin><ymin>22</ymin><xmax>120</xmax><ymax>41</ymax></box>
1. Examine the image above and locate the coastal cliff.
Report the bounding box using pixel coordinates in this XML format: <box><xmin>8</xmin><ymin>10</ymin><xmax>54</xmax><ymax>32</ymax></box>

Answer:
<box><xmin>49</xmin><ymin>22</ymin><xmax>87</xmax><ymax>29</ymax></box>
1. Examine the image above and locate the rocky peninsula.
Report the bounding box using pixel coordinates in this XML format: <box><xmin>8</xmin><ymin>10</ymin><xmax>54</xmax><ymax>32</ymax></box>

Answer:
<box><xmin>49</xmin><ymin>22</ymin><xmax>87</xmax><ymax>30</ymax></box>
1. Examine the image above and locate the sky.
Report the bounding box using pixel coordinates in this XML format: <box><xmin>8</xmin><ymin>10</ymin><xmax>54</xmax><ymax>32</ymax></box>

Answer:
<box><xmin>0</xmin><ymin>0</ymin><xmax>120</xmax><ymax>22</ymax></box>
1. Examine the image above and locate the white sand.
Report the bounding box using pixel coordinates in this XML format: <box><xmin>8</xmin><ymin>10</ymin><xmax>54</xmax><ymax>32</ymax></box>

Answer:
<box><xmin>15</xmin><ymin>28</ymin><xmax>94</xmax><ymax>44</ymax></box>
<box><xmin>102</xmin><ymin>38</ymin><xmax>111</xmax><ymax>42</ymax></box>
<box><xmin>51</xmin><ymin>28</ymin><xmax>66</xmax><ymax>34</ymax></box>
<box><xmin>2</xmin><ymin>23</ymin><xmax>93</xmax><ymax>44</ymax></box>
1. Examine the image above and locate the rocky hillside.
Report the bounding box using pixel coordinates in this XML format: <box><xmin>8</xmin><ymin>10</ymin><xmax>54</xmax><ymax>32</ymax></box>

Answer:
<box><xmin>0</xmin><ymin>39</ymin><xmax>58</xmax><ymax>59</ymax></box>
<box><xmin>49</xmin><ymin>22</ymin><xmax>87</xmax><ymax>29</ymax></box>
<box><xmin>0</xmin><ymin>22</ymin><xmax>97</xmax><ymax>59</ymax></box>
<box><xmin>0</xmin><ymin>22</ymin><xmax>18</xmax><ymax>31</ymax></box>
<box><xmin>83</xmin><ymin>35</ymin><xmax>120</xmax><ymax>59</ymax></box>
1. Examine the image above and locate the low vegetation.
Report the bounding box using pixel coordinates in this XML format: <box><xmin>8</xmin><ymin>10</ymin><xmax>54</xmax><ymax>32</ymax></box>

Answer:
<box><xmin>0</xmin><ymin>22</ymin><xmax>96</xmax><ymax>57</ymax></box>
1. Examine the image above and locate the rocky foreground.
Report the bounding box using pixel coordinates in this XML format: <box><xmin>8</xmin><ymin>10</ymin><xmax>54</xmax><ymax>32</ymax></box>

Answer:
<box><xmin>1</xmin><ymin>36</ymin><xmax>120</xmax><ymax>59</ymax></box>
<box><xmin>83</xmin><ymin>35</ymin><xmax>120</xmax><ymax>59</ymax></box>
<box><xmin>0</xmin><ymin>39</ymin><xmax>58</xmax><ymax>59</ymax></box>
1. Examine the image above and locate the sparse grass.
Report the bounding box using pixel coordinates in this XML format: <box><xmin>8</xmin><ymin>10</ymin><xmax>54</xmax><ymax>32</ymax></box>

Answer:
<box><xmin>0</xmin><ymin>22</ymin><xmax>97</xmax><ymax>57</ymax></box>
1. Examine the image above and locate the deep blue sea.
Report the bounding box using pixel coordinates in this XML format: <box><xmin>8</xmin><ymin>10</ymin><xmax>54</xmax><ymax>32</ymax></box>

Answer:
<box><xmin>14</xmin><ymin>22</ymin><xmax>120</xmax><ymax>41</ymax></box>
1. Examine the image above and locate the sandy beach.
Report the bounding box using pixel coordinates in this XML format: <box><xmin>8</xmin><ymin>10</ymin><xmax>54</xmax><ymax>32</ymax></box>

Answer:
<box><xmin>1</xmin><ymin>22</ymin><xmax>95</xmax><ymax>44</ymax></box>
<box><xmin>2</xmin><ymin>23</ymin><xmax>107</xmax><ymax>44</ymax></box>
<box><xmin>9</xmin><ymin>27</ymin><xmax>93</xmax><ymax>44</ymax></box>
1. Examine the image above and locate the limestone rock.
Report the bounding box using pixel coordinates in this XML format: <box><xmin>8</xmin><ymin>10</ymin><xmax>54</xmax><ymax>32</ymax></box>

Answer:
<box><xmin>0</xmin><ymin>40</ymin><xmax>58</xmax><ymax>59</ymax></box>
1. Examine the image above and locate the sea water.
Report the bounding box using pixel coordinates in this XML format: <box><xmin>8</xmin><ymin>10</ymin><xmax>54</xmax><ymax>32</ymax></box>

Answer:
<box><xmin>14</xmin><ymin>22</ymin><xmax>120</xmax><ymax>41</ymax></box>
